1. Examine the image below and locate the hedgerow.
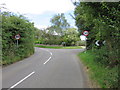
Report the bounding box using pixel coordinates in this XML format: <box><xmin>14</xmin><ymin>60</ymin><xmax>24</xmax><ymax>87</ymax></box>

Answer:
<box><xmin>2</xmin><ymin>12</ymin><xmax>35</xmax><ymax>65</ymax></box>
<box><xmin>74</xmin><ymin>2</ymin><xmax>119</xmax><ymax>88</ymax></box>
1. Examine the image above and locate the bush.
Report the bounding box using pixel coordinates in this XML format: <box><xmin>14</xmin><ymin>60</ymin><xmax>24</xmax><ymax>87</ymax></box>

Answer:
<box><xmin>2</xmin><ymin>12</ymin><xmax>35</xmax><ymax>65</ymax></box>
<box><xmin>79</xmin><ymin>51</ymin><xmax>119</xmax><ymax>88</ymax></box>
<box><xmin>76</xmin><ymin>41</ymin><xmax>85</xmax><ymax>46</ymax></box>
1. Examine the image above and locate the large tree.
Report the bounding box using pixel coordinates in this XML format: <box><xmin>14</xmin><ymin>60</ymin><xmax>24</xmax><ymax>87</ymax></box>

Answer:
<box><xmin>74</xmin><ymin>2</ymin><xmax>119</xmax><ymax>66</ymax></box>
<box><xmin>50</xmin><ymin>13</ymin><xmax>70</xmax><ymax>36</ymax></box>
<box><xmin>74</xmin><ymin>2</ymin><xmax>119</xmax><ymax>88</ymax></box>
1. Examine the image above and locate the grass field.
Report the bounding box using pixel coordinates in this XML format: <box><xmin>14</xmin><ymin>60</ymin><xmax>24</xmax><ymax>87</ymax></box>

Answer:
<box><xmin>35</xmin><ymin>45</ymin><xmax>83</xmax><ymax>49</ymax></box>
<box><xmin>78</xmin><ymin>50</ymin><xmax>118</xmax><ymax>88</ymax></box>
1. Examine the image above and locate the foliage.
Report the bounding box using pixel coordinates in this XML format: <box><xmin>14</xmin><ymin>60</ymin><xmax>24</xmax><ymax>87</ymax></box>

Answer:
<box><xmin>35</xmin><ymin>13</ymin><xmax>83</xmax><ymax>46</ymax></box>
<box><xmin>74</xmin><ymin>2</ymin><xmax>119</xmax><ymax>88</ymax></box>
<box><xmin>35</xmin><ymin>44</ymin><xmax>82</xmax><ymax>49</ymax></box>
<box><xmin>50</xmin><ymin>13</ymin><xmax>70</xmax><ymax>36</ymax></box>
<box><xmin>34</xmin><ymin>28</ymin><xmax>62</xmax><ymax>45</ymax></box>
<box><xmin>74</xmin><ymin>2</ymin><xmax>119</xmax><ymax>67</ymax></box>
<box><xmin>63</xmin><ymin>28</ymin><xmax>80</xmax><ymax>46</ymax></box>
<box><xmin>78</xmin><ymin>51</ymin><xmax>118</xmax><ymax>88</ymax></box>
<box><xmin>2</xmin><ymin>11</ymin><xmax>35</xmax><ymax>65</ymax></box>
<box><xmin>34</xmin><ymin>27</ymin><xmax>83</xmax><ymax>46</ymax></box>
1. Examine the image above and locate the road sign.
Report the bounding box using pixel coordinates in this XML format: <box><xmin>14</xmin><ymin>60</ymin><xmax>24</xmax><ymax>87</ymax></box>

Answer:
<box><xmin>80</xmin><ymin>35</ymin><xmax>87</xmax><ymax>41</ymax></box>
<box><xmin>15</xmin><ymin>34</ymin><xmax>20</xmax><ymax>47</ymax></box>
<box><xmin>15</xmin><ymin>34</ymin><xmax>20</xmax><ymax>40</ymax></box>
<box><xmin>95</xmin><ymin>40</ymin><xmax>106</xmax><ymax>46</ymax></box>
<box><xmin>95</xmin><ymin>40</ymin><xmax>100</xmax><ymax>46</ymax></box>
<box><xmin>83</xmin><ymin>31</ymin><xmax>89</xmax><ymax>36</ymax></box>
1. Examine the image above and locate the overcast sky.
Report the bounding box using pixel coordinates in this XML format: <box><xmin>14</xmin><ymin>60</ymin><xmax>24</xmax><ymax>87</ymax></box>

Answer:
<box><xmin>1</xmin><ymin>0</ymin><xmax>76</xmax><ymax>29</ymax></box>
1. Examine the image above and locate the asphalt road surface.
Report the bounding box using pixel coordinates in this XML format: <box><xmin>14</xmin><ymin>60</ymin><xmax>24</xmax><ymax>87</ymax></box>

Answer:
<box><xmin>2</xmin><ymin>47</ymin><xmax>89</xmax><ymax>89</ymax></box>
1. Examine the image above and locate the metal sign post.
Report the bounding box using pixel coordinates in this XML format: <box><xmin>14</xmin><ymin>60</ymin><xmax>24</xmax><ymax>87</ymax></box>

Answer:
<box><xmin>85</xmin><ymin>37</ymin><xmax>87</xmax><ymax>53</ymax></box>
<box><xmin>82</xmin><ymin>31</ymin><xmax>89</xmax><ymax>53</ymax></box>
<box><xmin>15</xmin><ymin>34</ymin><xmax>20</xmax><ymax>47</ymax></box>
<box><xmin>17</xmin><ymin>39</ymin><xmax>18</xmax><ymax>47</ymax></box>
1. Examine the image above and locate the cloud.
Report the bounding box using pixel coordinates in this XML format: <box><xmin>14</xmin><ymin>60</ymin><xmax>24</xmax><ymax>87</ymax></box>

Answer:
<box><xmin>1</xmin><ymin>0</ymin><xmax>76</xmax><ymax>29</ymax></box>
<box><xmin>1</xmin><ymin>0</ymin><xmax>75</xmax><ymax>14</ymax></box>
<box><xmin>34</xmin><ymin>25</ymin><xmax>48</xmax><ymax>29</ymax></box>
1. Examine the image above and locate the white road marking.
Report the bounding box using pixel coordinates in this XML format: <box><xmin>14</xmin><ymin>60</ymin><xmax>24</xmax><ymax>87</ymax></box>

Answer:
<box><xmin>45</xmin><ymin>50</ymin><xmax>53</xmax><ymax>56</ymax></box>
<box><xmin>39</xmin><ymin>48</ymin><xmax>53</xmax><ymax>56</ymax></box>
<box><xmin>50</xmin><ymin>52</ymin><xmax>53</xmax><ymax>55</ymax></box>
<box><xmin>39</xmin><ymin>48</ymin><xmax>53</xmax><ymax>65</ymax></box>
<box><xmin>9</xmin><ymin>71</ymin><xmax>35</xmax><ymax>89</ymax></box>
<box><xmin>44</xmin><ymin>57</ymin><xmax>51</xmax><ymax>65</ymax></box>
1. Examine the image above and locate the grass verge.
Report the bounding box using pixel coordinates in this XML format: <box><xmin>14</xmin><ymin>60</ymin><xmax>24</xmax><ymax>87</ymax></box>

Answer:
<box><xmin>2</xmin><ymin>51</ymin><xmax>34</xmax><ymax>66</ymax></box>
<box><xmin>35</xmin><ymin>45</ymin><xmax>82</xmax><ymax>49</ymax></box>
<box><xmin>78</xmin><ymin>50</ymin><xmax>118</xmax><ymax>88</ymax></box>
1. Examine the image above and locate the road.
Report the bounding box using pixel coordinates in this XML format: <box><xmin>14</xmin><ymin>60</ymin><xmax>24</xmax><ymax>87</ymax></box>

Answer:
<box><xmin>2</xmin><ymin>47</ymin><xmax>89</xmax><ymax>89</ymax></box>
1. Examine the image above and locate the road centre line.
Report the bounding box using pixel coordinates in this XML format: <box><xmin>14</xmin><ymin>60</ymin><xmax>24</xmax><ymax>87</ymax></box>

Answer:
<box><xmin>44</xmin><ymin>57</ymin><xmax>51</xmax><ymax>65</ymax></box>
<box><xmin>39</xmin><ymin>48</ymin><xmax>53</xmax><ymax>64</ymax></box>
<box><xmin>8</xmin><ymin>48</ymin><xmax>52</xmax><ymax>89</ymax></box>
<box><xmin>45</xmin><ymin>49</ymin><xmax>53</xmax><ymax>56</ymax></box>
<box><xmin>8</xmin><ymin>71</ymin><xmax>35</xmax><ymax>89</ymax></box>
<box><xmin>50</xmin><ymin>52</ymin><xmax>53</xmax><ymax>55</ymax></box>
<box><xmin>40</xmin><ymin>48</ymin><xmax>53</xmax><ymax>56</ymax></box>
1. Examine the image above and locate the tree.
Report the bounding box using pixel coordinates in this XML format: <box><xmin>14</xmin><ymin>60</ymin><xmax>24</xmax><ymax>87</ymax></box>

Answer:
<box><xmin>35</xmin><ymin>13</ymin><xmax>81</xmax><ymax>46</ymax></box>
<box><xmin>74</xmin><ymin>2</ymin><xmax>119</xmax><ymax>66</ymax></box>
<box><xmin>50</xmin><ymin>13</ymin><xmax>70</xmax><ymax>36</ymax></box>
<box><xmin>74</xmin><ymin>2</ymin><xmax>119</xmax><ymax>88</ymax></box>
<box><xmin>63</xmin><ymin>28</ymin><xmax>80</xmax><ymax>46</ymax></box>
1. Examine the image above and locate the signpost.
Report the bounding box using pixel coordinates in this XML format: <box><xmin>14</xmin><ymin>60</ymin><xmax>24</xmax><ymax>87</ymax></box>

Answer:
<box><xmin>15</xmin><ymin>34</ymin><xmax>20</xmax><ymax>47</ymax></box>
<box><xmin>82</xmin><ymin>31</ymin><xmax>89</xmax><ymax>53</ymax></box>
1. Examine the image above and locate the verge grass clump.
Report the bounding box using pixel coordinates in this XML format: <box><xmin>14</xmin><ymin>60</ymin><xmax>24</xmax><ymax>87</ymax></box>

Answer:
<box><xmin>78</xmin><ymin>50</ymin><xmax>118</xmax><ymax>88</ymax></box>
<box><xmin>35</xmin><ymin>44</ymin><xmax>82</xmax><ymax>49</ymax></box>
